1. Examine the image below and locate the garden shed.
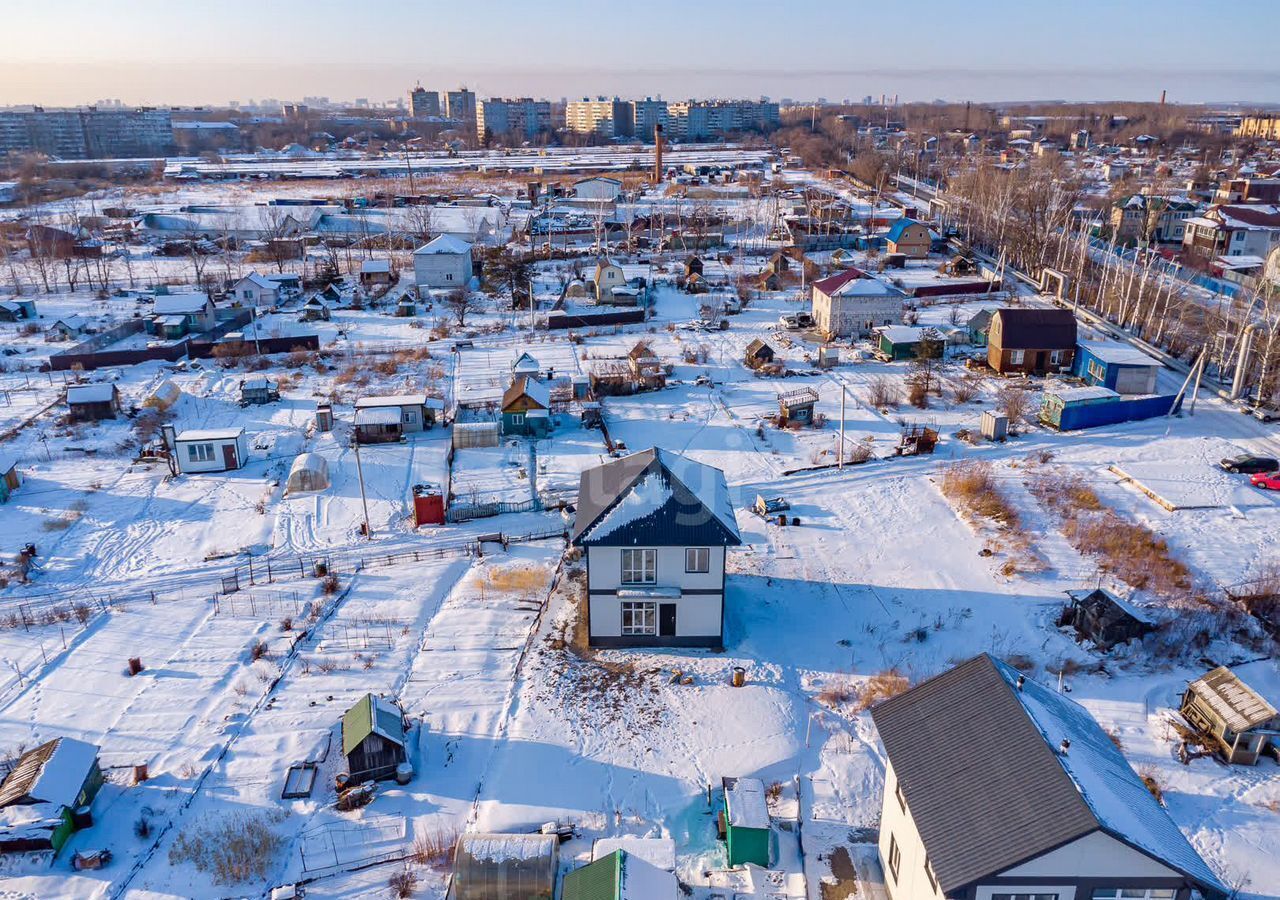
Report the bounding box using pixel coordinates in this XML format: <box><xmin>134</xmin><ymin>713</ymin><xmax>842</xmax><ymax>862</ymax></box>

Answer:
<box><xmin>341</xmin><ymin>693</ymin><xmax>407</xmax><ymax>783</ymax></box>
<box><xmin>562</xmin><ymin>838</ymin><xmax>677</xmax><ymax>900</ymax></box>
<box><xmin>452</xmin><ymin>832</ymin><xmax>558</xmax><ymax>900</ymax></box>
<box><xmin>722</xmin><ymin>776</ymin><xmax>771</xmax><ymax>867</ymax></box>
<box><xmin>1074</xmin><ymin>340</ymin><xmax>1161</xmax><ymax>395</ymax></box>
<box><xmin>744</xmin><ymin>339</ymin><xmax>776</xmax><ymax>370</ymax></box>
<box><xmin>0</xmin><ymin>737</ymin><xmax>102</xmax><ymax>855</ymax></box>
<box><xmin>0</xmin><ymin>456</ymin><xmax>20</xmax><ymax>504</ymax></box>
<box><xmin>777</xmin><ymin>387</ymin><xmax>819</xmax><ymax>426</ymax></box>
<box><xmin>66</xmin><ymin>383</ymin><xmax>120</xmax><ymax>422</ymax></box>
<box><xmin>285</xmin><ymin>453</ymin><xmax>330</xmax><ymax>495</ymax></box>
<box><xmin>1180</xmin><ymin>666</ymin><xmax>1280</xmax><ymax>765</ymax></box>
<box><xmin>1060</xmin><ymin>587</ymin><xmax>1156</xmax><ymax>650</ymax></box>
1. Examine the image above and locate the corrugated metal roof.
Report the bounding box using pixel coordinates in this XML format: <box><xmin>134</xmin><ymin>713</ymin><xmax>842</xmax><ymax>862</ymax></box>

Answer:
<box><xmin>0</xmin><ymin>737</ymin><xmax>98</xmax><ymax>810</ymax></box>
<box><xmin>341</xmin><ymin>693</ymin><xmax>405</xmax><ymax>758</ymax></box>
<box><xmin>1188</xmin><ymin>666</ymin><xmax>1279</xmax><ymax>733</ymax></box>
<box><xmin>872</xmin><ymin>654</ymin><xmax>1225</xmax><ymax>896</ymax></box>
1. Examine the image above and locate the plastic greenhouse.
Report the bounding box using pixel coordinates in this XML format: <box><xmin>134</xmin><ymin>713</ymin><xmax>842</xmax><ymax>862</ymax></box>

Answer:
<box><xmin>452</xmin><ymin>833</ymin><xmax>558</xmax><ymax>900</ymax></box>
<box><xmin>285</xmin><ymin>452</ymin><xmax>330</xmax><ymax>494</ymax></box>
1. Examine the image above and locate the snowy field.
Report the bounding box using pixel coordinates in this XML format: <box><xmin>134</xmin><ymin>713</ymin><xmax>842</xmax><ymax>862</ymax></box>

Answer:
<box><xmin>0</xmin><ymin>176</ymin><xmax>1276</xmax><ymax>899</ymax></box>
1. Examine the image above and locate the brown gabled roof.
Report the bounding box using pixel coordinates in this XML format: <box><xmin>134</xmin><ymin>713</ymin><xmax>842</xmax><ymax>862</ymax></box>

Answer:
<box><xmin>993</xmin><ymin>308</ymin><xmax>1077</xmax><ymax>350</ymax></box>
<box><xmin>501</xmin><ymin>375</ymin><xmax>549</xmax><ymax>411</ymax></box>
<box><xmin>811</xmin><ymin>268</ymin><xmax>868</xmax><ymax>296</ymax></box>
<box><xmin>744</xmin><ymin>338</ymin><xmax>775</xmax><ymax>359</ymax></box>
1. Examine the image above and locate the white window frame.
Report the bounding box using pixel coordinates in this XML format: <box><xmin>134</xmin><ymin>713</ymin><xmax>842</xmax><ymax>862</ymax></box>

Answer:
<box><xmin>1009</xmin><ymin>349</ymin><xmax>1025</xmax><ymax>365</ymax></box>
<box><xmin>992</xmin><ymin>894</ymin><xmax>1059</xmax><ymax>900</ymax></box>
<box><xmin>887</xmin><ymin>834</ymin><xmax>901</xmax><ymax>883</ymax></box>
<box><xmin>621</xmin><ymin>548</ymin><xmax>656</xmax><ymax>585</ymax></box>
<box><xmin>1091</xmin><ymin>891</ymin><xmax>1175</xmax><ymax>900</ymax></box>
<box><xmin>685</xmin><ymin>547</ymin><xmax>710</xmax><ymax>573</ymax></box>
<box><xmin>510</xmin><ymin>412</ymin><xmax>525</xmax><ymax>426</ymax></box>
<box><xmin>186</xmin><ymin>442</ymin><xmax>215</xmax><ymax>463</ymax></box>
<box><xmin>620</xmin><ymin>601</ymin><xmax>657</xmax><ymax>635</ymax></box>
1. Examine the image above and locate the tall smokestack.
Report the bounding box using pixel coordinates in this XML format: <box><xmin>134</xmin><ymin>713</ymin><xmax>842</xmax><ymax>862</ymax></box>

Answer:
<box><xmin>1160</xmin><ymin>89</ymin><xmax>1167</xmax><ymax>105</ymax></box>
<box><xmin>653</xmin><ymin>123</ymin><xmax>664</xmax><ymax>183</ymax></box>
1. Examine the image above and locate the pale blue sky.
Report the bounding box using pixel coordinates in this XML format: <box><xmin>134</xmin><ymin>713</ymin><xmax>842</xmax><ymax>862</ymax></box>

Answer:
<box><xmin>4</xmin><ymin>0</ymin><xmax>1277</xmax><ymax>106</ymax></box>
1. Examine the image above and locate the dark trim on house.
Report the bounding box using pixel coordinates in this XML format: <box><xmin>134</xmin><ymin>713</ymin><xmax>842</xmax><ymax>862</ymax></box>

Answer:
<box><xmin>588</xmin><ymin>588</ymin><xmax>724</xmax><ymax>597</ymax></box>
<box><xmin>588</xmin><ymin>633</ymin><xmax>723</xmax><ymax>649</ymax></box>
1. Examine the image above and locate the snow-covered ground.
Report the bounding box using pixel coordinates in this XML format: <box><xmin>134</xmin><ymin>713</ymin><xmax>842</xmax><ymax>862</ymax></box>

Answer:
<box><xmin>0</xmin><ymin>178</ymin><xmax>1276</xmax><ymax>899</ymax></box>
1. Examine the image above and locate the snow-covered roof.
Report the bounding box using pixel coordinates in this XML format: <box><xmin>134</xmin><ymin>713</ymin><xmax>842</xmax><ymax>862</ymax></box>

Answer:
<box><xmin>414</xmin><ymin>234</ymin><xmax>473</xmax><ymax>255</ymax></box>
<box><xmin>1187</xmin><ymin>666</ymin><xmax>1279</xmax><ymax>733</ymax></box>
<box><xmin>572</xmin><ymin>447</ymin><xmax>740</xmax><ymax>548</ymax></box>
<box><xmin>872</xmin><ymin>654</ymin><xmax>1226</xmax><ymax>896</ymax></box>
<box><xmin>152</xmin><ymin>293</ymin><xmax>210</xmax><ymax>315</ymax></box>
<box><xmin>355</xmin><ymin>407</ymin><xmax>403</xmax><ymax>426</ymax></box>
<box><xmin>0</xmin><ymin>737</ymin><xmax>98</xmax><ymax>810</ymax></box>
<box><xmin>357</xmin><ymin>394</ymin><xmax>428</xmax><ymax>408</ymax></box>
<box><xmin>1065</xmin><ymin>587</ymin><xmax>1156</xmax><ymax>625</ymax></box>
<box><xmin>724</xmin><ymin>776</ymin><xmax>769</xmax><ymax>829</ymax></box>
<box><xmin>1077</xmin><ymin>340</ymin><xmax>1161</xmax><ymax>367</ymax></box>
<box><xmin>67</xmin><ymin>383</ymin><xmax>116</xmax><ymax>404</ymax></box>
<box><xmin>592</xmin><ymin>837</ymin><xmax>675</xmax><ymax>869</ymax></box>
<box><xmin>1045</xmin><ymin>385</ymin><xmax>1120</xmax><ymax>403</ymax></box>
<box><xmin>878</xmin><ymin>325</ymin><xmax>931</xmax><ymax>344</ymax></box>
<box><xmin>175</xmin><ymin>427</ymin><xmax>243</xmax><ymax>442</ymax></box>
<box><xmin>360</xmin><ymin>258</ymin><xmax>392</xmax><ymax>273</ymax></box>
<box><xmin>236</xmin><ymin>272</ymin><xmax>276</xmax><ymax>290</ymax></box>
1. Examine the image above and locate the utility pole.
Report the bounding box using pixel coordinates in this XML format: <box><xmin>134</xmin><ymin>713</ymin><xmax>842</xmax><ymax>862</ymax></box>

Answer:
<box><xmin>250</xmin><ymin>305</ymin><xmax>262</xmax><ymax>356</ymax></box>
<box><xmin>352</xmin><ymin>437</ymin><xmax>373</xmax><ymax>540</ymax></box>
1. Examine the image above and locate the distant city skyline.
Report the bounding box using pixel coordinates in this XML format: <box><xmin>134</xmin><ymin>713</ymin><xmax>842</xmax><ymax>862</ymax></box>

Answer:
<box><xmin>4</xmin><ymin>0</ymin><xmax>1279</xmax><ymax>108</ymax></box>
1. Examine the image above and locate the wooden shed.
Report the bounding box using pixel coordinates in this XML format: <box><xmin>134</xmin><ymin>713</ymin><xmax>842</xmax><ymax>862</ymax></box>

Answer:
<box><xmin>777</xmin><ymin>387</ymin><xmax>819</xmax><ymax>426</ymax></box>
<box><xmin>1059</xmin><ymin>588</ymin><xmax>1156</xmax><ymax>650</ymax></box>
<box><xmin>744</xmin><ymin>339</ymin><xmax>776</xmax><ymax>370</ymax></box>
<box><xmin>341</xmin><ymin>693</ymin><xmax>408</xmax><ymax>783</ymax></box>
<box><xmin>1180</xmin><ymin>666</ymin><xmax>1280</xmax><ymax>765</ymax></box>
<box><xmin>0</xmin><ymin>738</ymin><xmax>103</xmax><ymax>855</ymax></box>
<box><xmin>66</xmin><ymin>383</ymin><xmax>121</xmax><ymax>422</ymax></box>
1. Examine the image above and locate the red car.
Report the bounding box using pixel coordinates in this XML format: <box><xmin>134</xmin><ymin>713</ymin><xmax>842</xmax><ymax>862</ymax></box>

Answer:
<box><xmin>1250</xmin><ymin>472</ymin><xmax>1280</xmax><ymax>490</ymax></box>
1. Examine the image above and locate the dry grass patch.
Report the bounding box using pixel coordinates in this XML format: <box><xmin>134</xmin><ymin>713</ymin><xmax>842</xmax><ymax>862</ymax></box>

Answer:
<box><xmin>940</xmin><ymin>462</ymin><xmax>1019</xmax><ymax>528</ymax></box>
<box><xmin>851</xmin><ymin>669</ymin><xmax>910</xmax><ymax>713</ymax></box>
<box><xmin>1139</xmin><ymin>768</ymin><xmax>1165</xmax><ymax>805</ymax></box>
<box><xmin>484</xmin><ymin>564</ymin><xmax>551</xmax><ymax>593</ymax></box>
<box><xmin>168</xmin><ymin>810</ymin><xmax>285</xmax><ymax>884</ymax></box>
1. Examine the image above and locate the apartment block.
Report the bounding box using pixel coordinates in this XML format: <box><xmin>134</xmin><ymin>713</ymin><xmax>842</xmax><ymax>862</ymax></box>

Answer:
<box><xmin>477</xmin><ymin>98</ymin><xmax>552</xmax><ymax>141</ymax></box>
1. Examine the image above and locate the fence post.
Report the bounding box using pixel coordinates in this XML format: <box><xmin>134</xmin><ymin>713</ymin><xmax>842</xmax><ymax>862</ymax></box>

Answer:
<box><xmin>248</xmin><ymin>557</ymin><xmax>255</xmax><ymax>586</ymax></box>
<box><xmin>266</xmin><ymin>558</ymin><xmax>273</xmax><ymax>584</ymax></box>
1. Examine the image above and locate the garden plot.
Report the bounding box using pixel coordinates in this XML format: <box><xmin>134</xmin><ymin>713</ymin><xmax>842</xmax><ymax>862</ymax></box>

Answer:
<box><xmin>126</xmin><ymin>558</ymin><xmax>467</xmax><ymax>897</ymax></box>
<box><xmin>533</xmin><ymin>422</ymin><xmax>608</xmax><ymax>503</ymax></box>
<box><xmin>450</xmin><ymin>442</ymin><xmax>535</xmax><ymax>507</ymax></box>
<box><xmin>453</xmin><ymin>338</ymin><xmax>583</xmax><ymax>407</ymax></box>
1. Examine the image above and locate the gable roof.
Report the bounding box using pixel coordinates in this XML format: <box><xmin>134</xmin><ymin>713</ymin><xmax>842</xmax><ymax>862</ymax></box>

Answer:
<box><xmin>886</xmin><ymin>218</ymin><xmax>926</xmax><ymax>243</ymax></box>
<box><xmin>414</xmin><ymin>234</ymin><xmax>472</xmax><ymax>255</ymax></box>
<box><xmin>0</xmin><ymin>737</ymin><xmax>99</xmax><ymax>810</ymax></box>
<box><xmin>153</xmin><ymin>293</ymin><xmax>211</xmax><ymax>315</ymax></box>
<box><xmin>236</xmin><ymin>272</ymin><xmax>276</xmax><ymax>291</ymax></box>
<box><xmin>1186</xmin><ymin>666</ymin><xmax>1278</xmax><ymax>733</ymax></box>
<box><xmin>871</xmin><ymin>654</ymin><xmax>1226</xmax><ymax>897</ymax></box>
<box><xmin>811</xmin><ymin>267</ymin><xmax>905</xmax><ymax>299</ymax></box>
<box><xmin>993</xmin><ymin>307</ymin><xmax>1077</xmax><ymax>350</ymax></box>
<box><xmin>745</xmin><ymin>338</ymin><xmax>775</xmax><ymax>359</ymax></box>
<box><xmin>571</xmin><ymin>447</ymin><xmax>741</xmax><ymax>548</ymax></box>
<box><xmin>66</xmin><ymin>383</ymin><xmax>117</xmax><ymax>404</ymax></box>
<box><xmin>502</xmin><ymin>375</ymin><xmax>550</xmax><ymax>411</ymax></box>
<box><xmin>342</xmin><ymin>693</ymin><xmax>405</xmax><ymax>758</ymax></box>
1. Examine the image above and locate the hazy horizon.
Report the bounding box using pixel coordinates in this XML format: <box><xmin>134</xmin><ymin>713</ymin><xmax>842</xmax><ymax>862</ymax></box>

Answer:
<box><xmin>4</xmin><ymin>0</ymin><xmax>1279</xmax><ymax>108</ymax></box>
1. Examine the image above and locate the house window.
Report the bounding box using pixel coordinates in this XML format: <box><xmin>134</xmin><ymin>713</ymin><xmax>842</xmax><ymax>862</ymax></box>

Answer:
<box><xmin>621</xmin><ymin>548</ymin><xmax>656</xmax><ymax>584</ymax></box>
<box><xmin>993</xmin><ymin>894</ymin><xmax>1059</xmax><ymax>900</ymax></box>
<box><xmin>924</xmin><ymin>855</ymin><xmax>937</xmax><ymax>892</ymax></box>
<box><xmin>404</xmin><ymin>409</ymin><xmax>418</xmax><ymax>425</ymax></box>
<box><xmin>1009</xmin><ymin>349</ymin><xmax>1025</xmax><ymax>365</ymax></box>
<box><xmin>510</xmin><ymin>413</ymin><xmax>525</xmax><ymax>426</ymax></box>
<box><xmin>445</xmin><ymin>273</ymin><xmax>453</xmax><ymax>281</ymax></box>
<box><xmin>1088</xmin><ymin>360</ymin><xmax>1106</xmax><ymax>382</ymax></box>
<box><xmin>187</xmin><ymin>443</ymin><xmax>214</xmax><ymax>463</ymax></box>
<box><xmin>887</xmin><ymin>834</ymin><xmax>901</xmax><ymax>883</ymax></box>
<box><xmin>894</xmin><ymin>778</ymin><xmax>906</xmax><ymax>812</ymax></box>
<box><xmin>1049</xmin><ymin>350</ymin><xmax>1062</xmax><ymax>364</ymax></box>
<box><xmin>1091</xmin><ymin>891</ymin><xmax>1175</xmax><ymax>900</ymax></box>
<box><xmin>621</xmin><ymin>601</ymin><xmax>657</xmax><ymax>635</ymax></box>
<box><xmin>686</xmin><ymin>547</ymin><xmax>710</xmax><ymax>573</ymax></box>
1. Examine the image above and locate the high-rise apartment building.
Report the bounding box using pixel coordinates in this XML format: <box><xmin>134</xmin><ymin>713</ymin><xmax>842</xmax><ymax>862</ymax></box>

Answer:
<box><xmin>477</xmin><ymin>98</ymin><xmax>552</xmax><ymax>141</ymax></box>
<box><xmin>0</xmin><ymin>106</ymin><xmax>174</xmax><ymax>159</ymax></box>
<box><xmin>565</xmin><ymin>97</ymin><xmax>633</xmax><ymax>138</ymax></box>
<box><xmin>409</xmin><ymin>87</ymin><xmax>441</xmax><ymax>118</ymax></box>
<box><xmin>446</xmin><ymin>87</ymin><xmax>477</xmax><ymax>125</ymax></box>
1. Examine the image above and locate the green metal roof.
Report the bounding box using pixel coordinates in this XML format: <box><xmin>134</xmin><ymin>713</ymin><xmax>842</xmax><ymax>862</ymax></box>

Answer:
<box><xmin>341</xmin><ymin>693</ymin><xmax>405</xmax><ymax>758</ymax></box>
<box><xmin>562</xmin><ymin>850</ymin><xmax>621</xmax><ymax>900</ymax></box>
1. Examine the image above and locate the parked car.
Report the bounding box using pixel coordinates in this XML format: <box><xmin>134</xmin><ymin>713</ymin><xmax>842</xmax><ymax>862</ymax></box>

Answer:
<box><xmin>779</xmin><ymin>314</ymin><xmax>801</xmax><ymax>329</ymax></box>
<box><xmin>1250</xmin><ymin>472</ymin><xmax>1280</xmax><ymax>490</ymax></box>
<box><xmin>1251</xmin><ymin>406</ymin><xmax>1280</xmax><ymax>423</ymax></box>
<box><xmin>1220</xmin><ymin>454</ymin><xmax>1279</xmax><ymax>474</ymax></box>
<box><xmin>795</xmin><ymin>312</ymin><xmax>815</xmax><ymax>328</ymax></box>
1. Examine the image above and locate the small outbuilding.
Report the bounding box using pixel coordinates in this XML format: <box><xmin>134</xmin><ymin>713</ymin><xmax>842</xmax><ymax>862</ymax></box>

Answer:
<box><xmin>563</xmin><ymin>838</ymin><xmax>678</xmax><ymax>900</ymax></box>
<box><xmin>744</xmin><ymin>338</ymin><xmax>776</xmax><ymax>370</ymax></box>
<box><xmin>1074</xmin><ymin>340</ymin><xmax>1161</xmax><ymax>395</ymax></box>
<box><xmin>501</xmin><ymin>376</ymin><xmax>552</xmax><ymax>438</ymax></box>
<box><xmin>171</xmin><ymin>427</ymin><xmax>248</xmax><ymax>473</ymax></box>
<box><xmin>511</xmin><ymin>352</ymin><xmax>541</xmax><ymax>379</ymax></box>
<box><xmin>452</xmin><ymin>832</ymin><xmax>559</xmax><ymax>900</ymax></box>
<box><xmin>1180</xmin><ymin>666</ymin><xmax>1280</xmax><ymax>765</ymax></box>
<box><xmin>0</xmin><ymin>737</ymin><xmax>103</xmax><ymax>856</ymax></box>
<box><xmin>1059</xmin><ymin>587</ymin><xmax>1156</xmax><ymax>651</ymax></box>
<box><xmin>341</xmin><ymin>693</ymin><xmax>408</xmax><ymax>783</ymax></box>
<box><xmin>0</xmin><ymin>455</ymin><xmax>20</xmax><ymax>504</ymax></box>
<box><xmin>239</xmin><ymin>375</ymin><xmax>280</xmax><ymax>406</ymax></box>
<box><xmin>285</xmin><ymin>453</ymin><xmax>330</xmax><ymax>495</ymax></box>
<box><xmin>66</xmin><ymin>383</ymin><xmax>121</xmax><ymax>422</ymax></box>
<box><xmin>358</xmin><ymin>258</ymin><xmax>396</xmax><ymax>288</ymax></box>
<box><xmin>777</xmin><ymin>387</ymin><xmax>819</xmax><ymax>426</ymax></box>
<box><xmin>876</xmin><ymin>325</ymin><xmax>942</xmax><ymax>361</ymax></box>
<box><xmin>354</xmin><ymin>394</ymin><xmax>441</xmax><ymax>444</ymax></box>
<box><xmin>722</xmin><ymin>776</ymin><xmax>771</xmax><ymax>868</ymax></box>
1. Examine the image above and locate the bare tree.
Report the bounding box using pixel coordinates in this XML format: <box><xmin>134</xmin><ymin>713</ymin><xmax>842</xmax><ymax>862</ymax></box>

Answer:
<box><xmin>443</xmin><ymin>288</ymin><xmax>482</xmax><ymax>327</ymax></box>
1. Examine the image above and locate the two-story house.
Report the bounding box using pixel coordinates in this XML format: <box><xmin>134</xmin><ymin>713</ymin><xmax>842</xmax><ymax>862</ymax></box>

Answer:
<box><xmin>571</xmin><ymin>448</ymin><xmax>740</xmax><ymax>648</ymax></box>
<box><xmin>810</xmin><ymin>268</ymin><xmax>907</xmax><ymax>339</ymax></box>
<box><xmin>1108</xmin><ymin>195</ymin><xmax>1196</xmax><ymax>247</ymax></box>
<box><xmin>1183</xmin><ymin>205</ymin><xmax>1280</xmax><ymax>260</ymax></box>
<box><xmin>872</xmin><ymin>654</ymin><xmax>1226</xmax><ymax>900</ymax></box>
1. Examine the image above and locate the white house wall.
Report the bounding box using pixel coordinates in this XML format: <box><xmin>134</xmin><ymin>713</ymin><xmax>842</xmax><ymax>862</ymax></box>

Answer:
<box><xmin>997</xmin><ymin>830</ymin><xmax>1179</xmax><ymax>881</ymax></box>
<box><xmin>879</xmin><ymin>761</ymin><xmax>942</xmax><ymax>900</ymax></box>
<box><xmin>813</xmin><ymin>290</ymin><xmax>904</xmax><ymax>338</ymax></box>
<box><xmin>586</xmin><ymin>546</ymin><xmax>724</xmax><ymax>592</ymax></box>
<box><xmin>586</xmin><ymin>545</ymin><xmax>725</xmax><ymax>643</ymax></box>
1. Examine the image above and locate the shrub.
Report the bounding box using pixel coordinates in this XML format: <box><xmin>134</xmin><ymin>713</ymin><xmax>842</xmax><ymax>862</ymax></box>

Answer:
<box><xmin>940</xmin><ymin>462</ymin><xmax>1019</xmax><ymax>528</ymax></box>
<box><xmin>168</xmin><ymin>810</ymin><xmax>284</xmax><ymax>884</ymax></box>
<box><xmin>851</xmin><ymin>669</ymin><xmax>910</xmax><ymax>712</ymax></box>
<box><xmin>411</xmin><ymin>825</ymin><xmax>460</xmax><ymax>869</ymax></box>
<box><xmin>389</xmin><ymin>867</ymin><xmax>419</xmax><ymax>898</ymax></box>
<box><xmin>867</xmin><ymin>376</ymin><xmax>900</xmax><ymax>409</ymax></box>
